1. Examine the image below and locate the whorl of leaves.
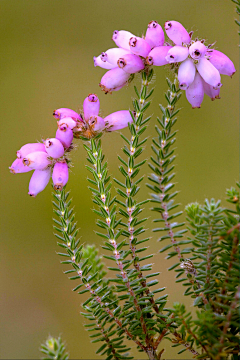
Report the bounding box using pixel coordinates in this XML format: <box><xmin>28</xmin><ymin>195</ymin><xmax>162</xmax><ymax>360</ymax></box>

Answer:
<box><xmin>40</xmin><ymin>336</ymin><xmax>69</xmax><ymax>360</ymax></box>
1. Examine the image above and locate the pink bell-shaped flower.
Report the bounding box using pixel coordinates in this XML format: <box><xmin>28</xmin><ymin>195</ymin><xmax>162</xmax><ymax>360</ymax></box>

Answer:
<box><xmin>44</xmin><ymin>138</ymin><xmax>65</xmax><ymax>159</ymax></box>
<box><xmin>164</xmin><ymin>20</ymin><xmax>191</xmax><ymax>45</ymax></box>
<box><xmin>99</xmin><ymin>67</ymin><xmax>130</xmax><ymax>93</ymax></box>
<box><xmin>186</xmin><ymin>72</ymin><xmax>204</xmax><ymax>109</ymax></box>
<box><xmin>17</xmin><ymin>143</ymin><xmax>46</xmax><ymax>159</ymax></box>
<box><xmin>23</xmin><ymin>151</ymin><xmax>52</xmax><ymax>170</ymax></box>
<box><xmin>165</xmin><ymin>46</ymin><xmax>189</xmax><ymax>63</ymax></box>
<box><xmin>209</xmin><ymin>50</ymin><xmax>236</xmax><ymax>77</ymax></box>
<box><xmin>56</xmin><ymin>124</ymin><xmax>73</xmax><ymax>148</ymax></box>
<box><xmin>83</xmin><ymin>94</ymin><xmax>100</xmax><ymax>120</ymax></box>
<box><xmin>146</xmin><ymin>46</ymin><xmax>172</xmax><ymax>66</ymax></box>
<box><xmin>145</xmin><ymin>21</ymin><xmax>165</xmax><ymax>48</ymax></box>
<box><xmin>53</xmin><ymin>108</ymin><xmax>82</xmax><ymax>121</ymax></box>
<box><xmin>112</xmin><ymin>30</ymin><xmax>135</xmax><ymax>50</ymax></box>
<box><xmin>28</xmin><ymin>169</ymin><xmax>51</xmax><ymax>197</ymax></box>
<box><xmin>129</xmin><ymin>37</ymin><xmax>151</xmax><ymax>58</ymax></box>
<box><xmin>52</xmin><ymin>162</ymin><xmax>69</xmax><ymax>191</ymax></box>
<box><xmin>9</xmin><ymin>158</ymin><xmax>33</xmax><ymax>174</ymax></box>
<box><xmin>196</xmin><ymin>58</ymin><xmax>222</xmax><ymax>89</ymax></box>
<box><xmin>104</xmin><ymin>110</ymin><xmax>133</xmax><ymax>131</ymax></box>
<box><xmin>117</xmin><ymin>54</ymin><xmax>145</xmax><ymax>74</ymax></box>
<box><xmin>178</xmin><ymin>58</ymin><xmax>196</xmax><ymax>90</ymax></box>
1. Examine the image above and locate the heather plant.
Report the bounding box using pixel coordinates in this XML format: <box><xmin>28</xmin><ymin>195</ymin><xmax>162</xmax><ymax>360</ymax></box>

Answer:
<box><xmin>9</xmin><ymin>3</ymin><xmax>239</xmax><ymax>360</ymax></box>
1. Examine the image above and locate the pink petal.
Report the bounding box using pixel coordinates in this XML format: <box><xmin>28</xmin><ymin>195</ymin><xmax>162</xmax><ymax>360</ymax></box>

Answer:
<box><xmin>53</xmin><ymin>108</ymin><xmax>82</xmax><ymax>122</ymax></box>
<box><xmin>23</xmin><ymin>151</ymin><xmax>52</xmax><ymax>170</ymax></box>
<box><xmin>129</xmin><ymin>37</ymin><xmax>151</xmax><ymax>58</ymax></box>
<box><xmin>56</xmin><ymin>124</ymin><xmax>73</xmax><ymax>148</ymax></box>
<box><xmin>94</xmin><ymin>56</ymin><xmax>115</xmax><ymax>69</ymax></box>
<box><xmin>44</xmin><ymin>138</ymin><xmax>65</xmax><ymax>159</ymax></box>
<box><xmin>88</xmin><ymin>116</ymin><xmax>105</xmax><ymax>132</ymax></box>
<box><xmin>57</xmin><ymin>117</ymin><xmax>77</xmax><ymax>130</ymax></box>
<box><xmin>83</xmin><ymin>93</ymin><xmax>100</xmax><ymax>120</ymax></box>
<box><xmin>104</xmin><ymin>110</ymin><xmax>133</xmax><ymax>131</ymax></box>
<box><xmin>146</xmin><ymin>46</ymin><xmax>172</xmax><ymax>66</ymax></box>
<box><xmin>209</xmin><ymin>50</ymin><xmax>236</xmax><ymax>77</ymax></box>
<box><xmin>9</xmin><ymin>158</ymin><xmax>32</xmax><ymax>174</ymax></box>
<box><xmin>28</xmin><ymin>169</ymin><xmax>51</xmax><ymax>197</ymax></box>
<box><xmin>202</xmin><ymin>79</ymin><xmax>220</xmax><ymax>101</ymax></box>
<box><xmin>99</xmin><ymin>67</ymin><xmax>130</xmax><ymax>93</ymax></box>
<box><xmin>196</xmin><ymin>58</ymin><xmax>222</xmax><ymax>89</ymax></box>
<box><xmin>118</xmin><ymin>54</ymin><xmax>144</xmax><ymax>73</ymax></box>
<box><xmin>112</xmin><ymin>30</ymin><xmax>135</xmax><ymax>50</ymax></box>
<box><xmin>189</xmin><ymin>41</ymin><xmax>207</xmax><ymax>60</ymax></box>
<box><xmin>186</xmin><ymin>72</ymin><xmax>204</xmax><ymax>109</ymax></box>
<box><xmin>17</xmin><ymin>143</ymin><xmax>46</xmax><ymax>159</ymax></box>
<box><xmin>52</xmin><ymin>162</ymin><xmax>69</xmax><ymax>191</ymax></box>
<box><xmin>145</xmin><ymin>21</ymin><xmax>165</xmax><ymax>48</ymax></box>
<box><xmin>165</xmin><ymin>45</ymin><xmax>189</xmax><ymax>63</ymax></box>
<box><xmin>178</xmin><ymin>58</ymin><xmax>196</xmax><ymax>90</ymax></box>
<box><xmin>100</xmin><ymin>48</ymin><xmax>131</xmax><ymax>66</ymax></box>
<box><xmin>164</xmin><ymin>20</ymin><xmax>191</xmax><ymax>45</ymax></box>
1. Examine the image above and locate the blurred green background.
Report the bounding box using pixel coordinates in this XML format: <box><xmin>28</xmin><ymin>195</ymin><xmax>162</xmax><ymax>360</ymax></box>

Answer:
<box><xmin>0</xmin><ymin>0</ymin><xmax>239</xmax><ymax>359</ymax></box>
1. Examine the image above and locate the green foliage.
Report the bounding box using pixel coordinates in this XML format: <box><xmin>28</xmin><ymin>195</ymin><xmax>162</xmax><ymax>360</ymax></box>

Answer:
<box><xmin>40</xmin><ymin>336</ymin><xmax>69</xmax><ymax>360</ymax></box>
<box><xmin>231</xmin><ymin>0</ymin><xmax>240</xmax><ymax>32</ymax></box>
<box><xmin>148</xmin><ymin>77</ymin><xmax>187</xmax><ymax>264</ymax></box>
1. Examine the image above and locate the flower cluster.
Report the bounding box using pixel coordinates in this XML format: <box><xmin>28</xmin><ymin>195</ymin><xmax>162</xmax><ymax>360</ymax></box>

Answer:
<box><xmin>10</xmin><ymin>94</ymin><xmax>133</xmax><ymax>196</ymax></box>
<box><xmin>95</xmin><ymin>20</ymin><xmax>235</xmax><ymax>107</ymax></box>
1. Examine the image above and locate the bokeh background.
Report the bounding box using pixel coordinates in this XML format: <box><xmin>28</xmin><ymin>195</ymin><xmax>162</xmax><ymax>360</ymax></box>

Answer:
<box><xmin>0</xmin><ymin>0</ymin><xmax>239</xmax><ymax>359</ymax></box>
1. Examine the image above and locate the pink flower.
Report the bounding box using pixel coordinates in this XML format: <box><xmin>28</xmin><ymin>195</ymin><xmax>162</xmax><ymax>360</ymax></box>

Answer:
<box><xmin>83</xmin><ymin>94</ymin><xmax>100</xmax><ymax>120</ymax></box>
<box><xmin>53</xmin><ymin>108</ymin><xmax>82</xmax><ymax>122</ymax></box>
<box><xmin>52</xmin><ymin>162</ymin><xmax>69</xmax><ymax>191</ymax></box>
<box><xmin>9</xmin><ymin>158</ymin><xmax>33</xmax><ymax>174</ymax></box>
<box><xmin>28</xmin><ymin>169</ymin><xmax>51</xmax><ymax>197</ymax></box>
<box><xmin>95</xmin><ymin>21</ymin><xmax>167</xmax><ymax>93</ymax></box>
<box><xmin>17</xmin><ymin>142</ymin><xmax>46</xmax><ymax>159</ymax></box>
<box><xmin>22</xmin><ymin>151</ymin><xmax>52</xmax><ymax>170</ymax></box>
<box><xmin>104</xmin><ymin>110</ymin><xmax>133</xmax><ymax>131</ymax></box>
<box><xmin>44</xmin><ymin>138</ymin><xmax>65</xmax><ymax>159</ymax></box>
<box><xmin>159</xmin><ymin>21</ymin><xmax>235</xmax><ymax>107</ymax></box>
<box><xmin>56</xmin><ymin>124</ymin><xmax>73</xmax><ymax>148</ymax></box>
<box><xmin>145</xmin><ymin>21</ymin><xmax>165</xmax><ymax>48</ymax></box>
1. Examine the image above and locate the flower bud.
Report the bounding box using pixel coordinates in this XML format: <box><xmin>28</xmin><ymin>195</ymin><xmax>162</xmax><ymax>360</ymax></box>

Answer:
<box><xmin>93</xmin><ymin>56</ymin><xmax>116</xmax><ymax>69</ymax></box>
<box><xmin>196</xmin><ymin>58</ymin><xmax>222</xmax><ymax>89</ymax></box>
<box><xmin>165</xmin><ymin>45</ymin><xmax>189</xmax><ymax>63</ymax></box>
<box><xmin>189</xmin><ymin>41</ymin><xmax>207</xmax><ymax>60</ymax></box>
<box><xmin>186</xmin><ymin>72</ymin><xmax>204</xmax><ymax>109</ymax></box>
<box><xmin>112</xmin><ymin>30</ymin><xmax>135</xmax><ymax>50</ymax></box>
<box><xmin>129</xmin><ymin>37</ymin><xmax>151</xmax><ymax>58</ymax></box>
<box><xmin>83</xmin><ymin>94</ymin><xmax>100</xmax><ymax>120</ymax></box>
<box><xmin>117</xmin><ymin>54</ymin><xmax>144</xmax><ymax>73</ymax></box>
<box><xmin>23</xmin><ymin>151</ymin><xmax>52</xmax><ymax>170</ymax></box>
<box><xmin>104</xmin><ymin>110</ymin><xmax>133</xmax><ymax>131</ymax></box>
<box><xmin>88</xmin><ymin>116</ymin><xmax>105</xmax><ymax>132</ymax></box>
<box><xmin>146</xmin><ymin>46</ymin><xmax>172</xmax><ymax>66</ymax></box>
<box><xmin>17</xmin><ymin>143</ymin><xmax>46</xmax><ymax>159</ymax></box>
<box><xmin>209</xmin><ymin>50</ymin><xmax>236</xmax><ymax>77</ymax></box>
<box><xmin>52</xmin><ymin>162</ymin><xmax>69</xmax><ymax>191</ymax></box>
<box><xmin>55</xmin><ymin>124</ymin><xmax>73</xmax><ymax>148</ymax></box>
<box><xmin>53</xmin><ymin>108</ymin><xmax>82</xmax><ymax>122</ymax></box>
<box><xmin>44</xmin><ymin>138</ymin><xmax>65</xmax><ymax>159</ymax></box>
<box><xmin>145</xmin><ymin>20</ymin><xmax>165</xmax><ymax>48</ymax></box>
<box><xmin>164</xmin><ymin>21</ymin><xmax>191</xmax><ymax>45</ymax></box>
<box><xmin>57</xmin><ymin>117</ymin><xmax>77</xmax><ymax>130</ymax></box>
<box><xmin>178</xmin><ymin>58</ymin><xmax>196</xmax><ymax>90</ymax></box>
<box><xmin>9</xmin><ymin>158</ymin><xmax>32</xmax><ymax>174</ymax></box>
<box><xmin>202</xmin><ymin>79</ymin><xmax>220</xmax><ymax>100</ymax></box>
<box><xmin>99</xmin><ymin>67</ymin><xmax>130</xmax><ymax>93</ymax></box>
<box><xmin>100</xmin><ymin>48</ymin><xmax>131</xmax><ymax>66</ymax></box>
<box><xmin>28</xmin><ymin>169</ymin><xmax>51</xmax><ymax>197</ymax></box>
